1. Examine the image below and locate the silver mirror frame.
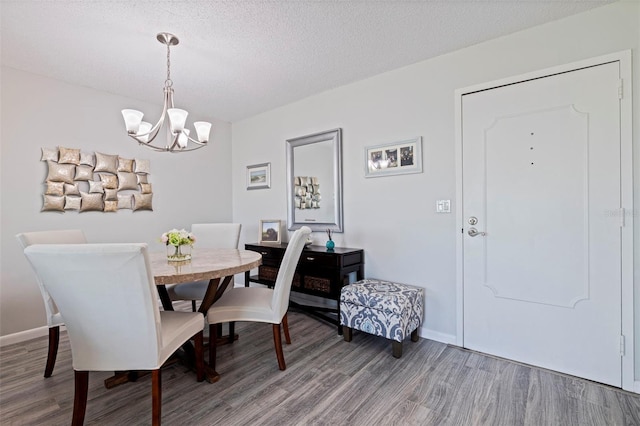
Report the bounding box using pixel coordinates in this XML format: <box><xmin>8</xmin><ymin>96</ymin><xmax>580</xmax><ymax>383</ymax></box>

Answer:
<box><xmin>286</xmin><ymin>128</ymin><xmax>343</xmax><ymax>232</ymax></box>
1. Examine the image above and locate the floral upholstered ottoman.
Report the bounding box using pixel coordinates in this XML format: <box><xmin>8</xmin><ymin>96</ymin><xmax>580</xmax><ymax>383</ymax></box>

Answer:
<box><xmin>340</xmin><ymin>279</ymin><xmax>424</xmax><ymax>358</ymax></box>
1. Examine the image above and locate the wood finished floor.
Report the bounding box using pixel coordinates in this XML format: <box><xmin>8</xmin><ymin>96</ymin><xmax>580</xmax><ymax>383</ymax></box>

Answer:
<box><xmin>1</xmin><ymin>308</ymin><xmax>639</xmax><ymax>425</ymax></box>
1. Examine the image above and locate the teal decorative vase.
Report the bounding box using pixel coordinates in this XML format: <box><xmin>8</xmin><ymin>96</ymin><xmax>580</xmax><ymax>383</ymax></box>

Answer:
<box><xmin>326</xmin><ymin>240</ymin><xmax>335</xmax><ymax>250</ymax></box>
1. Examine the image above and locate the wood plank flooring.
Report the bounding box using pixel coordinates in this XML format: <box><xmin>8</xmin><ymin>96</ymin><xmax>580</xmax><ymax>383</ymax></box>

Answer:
<box><xmin>1</xmin><ymin>308</ymin><xmax>639</xmax><ymax>425</ymax></box>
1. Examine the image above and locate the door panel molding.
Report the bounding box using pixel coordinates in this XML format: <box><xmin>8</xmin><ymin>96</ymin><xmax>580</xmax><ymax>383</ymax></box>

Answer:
<box><xmin>482</xmin><ymin>105</ymin><xmax>590</xmax><ymax>308</ymax></box>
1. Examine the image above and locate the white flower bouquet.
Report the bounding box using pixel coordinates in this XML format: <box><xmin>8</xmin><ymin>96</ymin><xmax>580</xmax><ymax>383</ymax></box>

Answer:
<box><xmin>162</xmin><ymin>228</ymin><xmax>195</xmax><ymax>261</ymax></box>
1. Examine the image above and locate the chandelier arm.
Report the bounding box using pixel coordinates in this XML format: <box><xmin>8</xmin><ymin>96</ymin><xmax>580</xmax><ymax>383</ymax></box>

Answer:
<box><xmin>168</xmin><ymin>132</ymin><xmax>182</xmax><ymax>151</ymax></box>
<box><xmin>184</xmin><ymin>135</ymin><xmax>208</xmax><ymax>146</ymax></box>
<box><xmin>134</xmin><ymin>115</ymin><xmax>164</xmax><ymax>141</ymax></box>
<box><xmin>129</xmin><ymin>87</ymin><xmax>171</xmax><ymax>143</ymax></box>
<box><xmin>126</xmin><ymin>134</ymin><xmax>168</xmax><ymax>151</ymax></box>
<box><xmin>141</xmin><ymin>94</ymin><xmax>169</xmax><ymax>139</ymax></box>
<box><xmin>127</xmin><ymin>132</ymin><xmax>207</xmax><ymax>152</ymax></box>
<box><xmin>168</xmin><ymin>144</ymin><xmax>208</xmax><ymax>153</ymax></box>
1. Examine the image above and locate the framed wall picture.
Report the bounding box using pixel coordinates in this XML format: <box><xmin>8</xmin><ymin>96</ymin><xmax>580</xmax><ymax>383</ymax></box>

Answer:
<box><xmin>364</xmin><ymin>137</ymin><xmax>423</xmax><ymax>178</ymax></box>
<box><xmin>246</xmin><ymin>162</ymin><xmax>271</xmax><ymax>190</ymax></box>
<box><xmin>259</xmin><ymin>219</ymin><xmax>282</xmax><ymax>244</ymax></box>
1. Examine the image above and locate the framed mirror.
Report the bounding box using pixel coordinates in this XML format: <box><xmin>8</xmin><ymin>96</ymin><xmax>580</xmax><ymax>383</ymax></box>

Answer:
<box><xmin>286</xmin><ymin>128</ymin><xmax>343</xmax><ymax>232</ymax></box>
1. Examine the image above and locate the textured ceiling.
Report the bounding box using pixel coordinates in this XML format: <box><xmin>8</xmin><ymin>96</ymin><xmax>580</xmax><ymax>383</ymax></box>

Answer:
<box><xmin>1</xmin><ymin>0</ymin><xmax>614</xmax><ymax>122</ymax></box>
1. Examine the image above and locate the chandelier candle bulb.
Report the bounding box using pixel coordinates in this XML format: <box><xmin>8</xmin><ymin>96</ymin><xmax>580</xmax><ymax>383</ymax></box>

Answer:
<box><xmin>194</xmin><ymin>122</ymin><xmax>212</xmax><ymax>143</ymax></box>
<box><xmin>167</xmin><ymin>108</ymin><xmax>188</xmax><ymax>133</ymax></box>
<box><xmin>121</xmin><ymin>109</ymin><xmax>144</xmax><ymax>134</ymax></box>
<box><xmin>177</xmin><ymin>129</ymin><xmax>190</xmax><ymax>149</ymax></box>
<box><xmin>137</xmin><ymin>121</ymin><xmax>153</xmax><ymax>143</ymax></box>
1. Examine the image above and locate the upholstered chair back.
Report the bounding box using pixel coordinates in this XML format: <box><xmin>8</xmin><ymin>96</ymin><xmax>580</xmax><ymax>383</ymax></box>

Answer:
<box><xmin>191</xmin><ymin>223</ymin><xmax>241</xmax><ymax>249</ymax></box>
<box><xmin>23</xmin><ymin>243</ymin><xmax>165</xmax><ymax>371</ymax></box>
<box><xmin>270</xmin><ymin>226</ymin><xmax>311</xmax><ymax>320</ymax></box>
<box><xmin>16</xmin><ymin>229</ymin><xmax>87</xmax><ymax>326</ymax></box>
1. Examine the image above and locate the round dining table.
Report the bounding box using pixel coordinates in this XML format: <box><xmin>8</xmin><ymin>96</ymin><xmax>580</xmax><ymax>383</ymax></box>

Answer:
<box><xmin>150</xmin><ymin>248</ymin><xmax>262</xmax><ymax>314</ymax></box>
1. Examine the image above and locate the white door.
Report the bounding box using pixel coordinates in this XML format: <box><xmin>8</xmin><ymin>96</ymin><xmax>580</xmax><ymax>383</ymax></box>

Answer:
<box><xmin>462</xmin><ymin>61</ymin><xmax>622</xmax><ymax>386</ymax></box>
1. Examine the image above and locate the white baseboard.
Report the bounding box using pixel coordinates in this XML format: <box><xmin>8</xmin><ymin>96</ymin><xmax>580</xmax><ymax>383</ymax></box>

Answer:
<box><xmin>419</xmin><ymin>326</ymin><xmax>456</xmax><ymax>345</ymax></box>
<box><xmin>0</xmin><ymin>325</ymin><xmax>52</xmax><ymax>347</ymax></box>
<box><xmin>634</xmin><ymin>381</ymin><xmax>640</xmax><ymax>394</ymax></box>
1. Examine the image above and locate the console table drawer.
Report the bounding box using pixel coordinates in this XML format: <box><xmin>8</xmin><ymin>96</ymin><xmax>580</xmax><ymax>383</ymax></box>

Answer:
<box><xmin>299</xmin><ymin>252</ymin><xmax>336</xmax><ymax>268</ymax></box>
<box><xmin>252</xmin><ymin>247</ymin><xmax>283</xmax><ymax>264</ymax></box>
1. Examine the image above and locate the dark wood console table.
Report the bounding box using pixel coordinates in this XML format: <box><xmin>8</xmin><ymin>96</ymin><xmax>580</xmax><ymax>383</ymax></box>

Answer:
<box><xmin>244</xmin><ymin>243</ymin><xmax>365</xmax><ymax>334</ymax></box>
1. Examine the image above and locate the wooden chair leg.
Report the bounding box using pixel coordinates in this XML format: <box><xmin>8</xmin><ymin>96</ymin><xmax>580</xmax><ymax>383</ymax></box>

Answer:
<box><xmin>193</xmin><ymin>331</ymin><xmax>204</xmax><ymax>382</ymax></box>
<box><xmin>343</xmin><ymin>326</ymin><xmax>352</xmax><ymax>342</ymax></box>
<box><xmin>282</xmin><ymin>313</ymin><xmax>291</xmax><ymax>344</ymax></box>
<box><xmin>411</xmin><ymin>328</ymin><xmax>419</xmax><ymax>342</ymax></box>
<box><xmin>392</xmin><ymin>340</ymin><xmax>403</xmax><ymax>358</ymax></box>
<box><xmin>44</xmin><ymin>326</ymin><xmax>60</xmax><ymax>378</ymax></box>
<box><xmin>72</xmin><ymin>370</ymin><xmax>89</xmax><ymax>426</ymax></box>
<box><xmin>151</xmin><ymin>369</ymin><xmax>161</xmax><ymax>426</ymax></box>
<box><xmin>228</xmin><ymin>322</ymin><xmax>235</xmax><ymax>344</ymax></box>
<box><xmin>208</xmin><ymin>323</ymin><xmax>218</xmax><ymax>370</ymax></box>
<box><xmin>272</xmin><ymin>323</ymin><xmax>286</xmax><ymax>370</ymax></box>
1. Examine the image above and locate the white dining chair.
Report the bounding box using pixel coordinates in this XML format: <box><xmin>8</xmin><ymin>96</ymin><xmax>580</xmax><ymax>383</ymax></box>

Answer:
<box><xmin>167</xmin><ymin>223</ymin><xmax>242</xmax><ymax>311</ymax></box>
<box><xmin>207</xmin><ymin>226</ymin><xmax>311</xmax><ymax>371</ymax></box>
<box><xmin>16</xmin><ymin>229</ymin><xmax>87</xmax><ymax>378</ymax></box>
<box><xmin>23</xmin><ymin>243</ymin><xmax>205</xmax><ymax>426</ymax></box>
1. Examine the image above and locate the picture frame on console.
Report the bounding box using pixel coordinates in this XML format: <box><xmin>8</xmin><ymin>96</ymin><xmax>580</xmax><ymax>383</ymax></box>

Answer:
<box><xmin>259</xmin><ymin>219</ymin><xmax>282</xmax><ymax>244</ymax></box>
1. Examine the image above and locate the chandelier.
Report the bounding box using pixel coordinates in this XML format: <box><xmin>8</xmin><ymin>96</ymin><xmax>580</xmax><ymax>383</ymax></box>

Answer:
<box><xmin>121</xmin><ymin>32</ymin><xmax>211</xmax><ymax>153</ymax></box>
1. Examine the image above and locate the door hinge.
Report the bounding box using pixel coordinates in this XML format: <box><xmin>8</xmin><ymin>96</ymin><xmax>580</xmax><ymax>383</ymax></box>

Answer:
<box><xmin>618</xmin><ymin>79</ymin><xmax>623</xmax><ymax>99</ymax></box>
<box><xmin>620</xmin><ymin>335</ymin><xmax>625</xmax><ymax>356</ymax></box>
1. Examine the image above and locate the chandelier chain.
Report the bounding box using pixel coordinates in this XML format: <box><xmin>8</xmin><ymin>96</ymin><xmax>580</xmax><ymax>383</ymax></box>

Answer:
<box><xmin>165</xmin><ymin>43</ymin><xmax>173</xmax><ymax>87</ymax></box>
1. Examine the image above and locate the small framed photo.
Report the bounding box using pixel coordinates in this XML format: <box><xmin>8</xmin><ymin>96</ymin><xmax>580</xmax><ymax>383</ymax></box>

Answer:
<box><xmin>259</xmin><ymin>219</ymin><xmax>282</xmax><ymax>244</ymax></box>
<box><xmin>364</xmin><ymin>137</ymin><xmax>423</xmax><ymax>178</ymax></box>
<box><xmin>247</xmin><ymin>163</ymin><xmax>271</xmax><ymax>190</ymax></box>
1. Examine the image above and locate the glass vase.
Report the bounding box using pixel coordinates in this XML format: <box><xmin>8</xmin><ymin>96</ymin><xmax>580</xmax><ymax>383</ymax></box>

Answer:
<box><xmin>167</xmin><ymin>244</ymin><xmax>192</xmax><ymax>262</ymax></box>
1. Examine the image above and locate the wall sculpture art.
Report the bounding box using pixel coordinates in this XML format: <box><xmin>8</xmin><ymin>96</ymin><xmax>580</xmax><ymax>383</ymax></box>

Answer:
<box><xmin>40</xmin><ymin>147</ymin><xmax>153</xmax><ymax>213</ymax></box>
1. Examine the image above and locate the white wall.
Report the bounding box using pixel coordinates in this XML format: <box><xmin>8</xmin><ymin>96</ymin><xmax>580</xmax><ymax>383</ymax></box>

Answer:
<box><xmin>0</xmin><ymin>67</ymin><xmax>233</xmax><ymax>335</ymax></box>
<box><xmin>232</xmin><ymin>1</ymin><xmax>640</xmax><ymax>377</ymax></box>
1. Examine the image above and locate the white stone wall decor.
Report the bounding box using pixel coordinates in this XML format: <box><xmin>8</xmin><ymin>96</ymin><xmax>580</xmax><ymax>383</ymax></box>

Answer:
<box><xmin>40</xmin><ymin>147</ymin><xmax>153</xmax><ymax>213</ymax></box>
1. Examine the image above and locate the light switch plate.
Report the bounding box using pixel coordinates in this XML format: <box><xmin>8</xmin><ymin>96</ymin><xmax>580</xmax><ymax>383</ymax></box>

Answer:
<box><xmin>436</xmin><ymin>200</ymin><xmax>451</xmax><ymax>213</ymax></box>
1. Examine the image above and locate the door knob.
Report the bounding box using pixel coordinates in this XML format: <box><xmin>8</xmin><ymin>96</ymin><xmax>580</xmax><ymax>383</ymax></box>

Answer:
<box><xmin>468</xmin><ymin>227</ymin><xmax>486</xmax><ymax>237</ymax></box>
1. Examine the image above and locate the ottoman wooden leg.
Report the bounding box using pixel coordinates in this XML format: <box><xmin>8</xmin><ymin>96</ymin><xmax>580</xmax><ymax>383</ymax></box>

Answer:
<box><xmin>411</xmin><ymin>328</ymin><xmax>419</xmax><ymax>342</ymax></box>
<box><xmin>343</xmin><ymin>326</ymin><xmax>352</xmax><ymax>342</ymax></box>
<box><xmin>392</xmin><ymin>340</ymin><xmax>403</xmax><ymax>358</ymax></box>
